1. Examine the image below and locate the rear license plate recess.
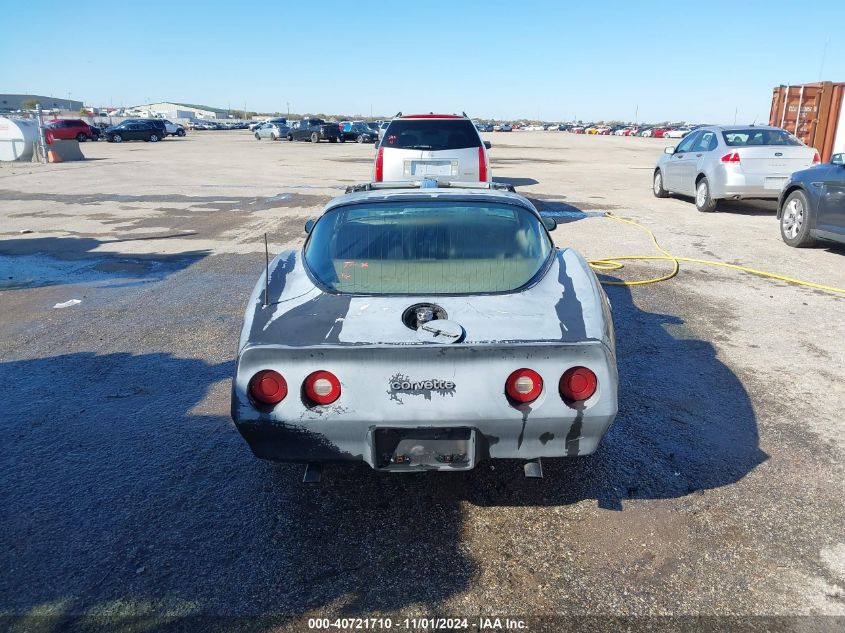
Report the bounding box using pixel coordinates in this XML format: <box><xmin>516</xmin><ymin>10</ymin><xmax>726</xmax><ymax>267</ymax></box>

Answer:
<box><xmin>374</xmin><ymin>427</ymin><xmax>475</xmax><ymax>470</ymax></box>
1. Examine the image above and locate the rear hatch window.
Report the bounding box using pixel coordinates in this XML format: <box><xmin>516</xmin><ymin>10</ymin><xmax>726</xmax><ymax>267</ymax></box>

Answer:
<box><xmin>305</xmin><ymin>201</ymin><xmax>552</xmax><ymax>294</ymax></box>
<box><xmin>722</xmin><ymin>129</ymin><xmax>801</xmax><ymax>146</ymax></box>
<box><xmin>382</xmin><ymin>119</ymin><xmax>482</xmax><ymax>151</ymax></box>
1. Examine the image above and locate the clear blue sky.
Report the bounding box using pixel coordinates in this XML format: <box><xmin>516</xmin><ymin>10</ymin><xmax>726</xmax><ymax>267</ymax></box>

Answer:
<box><xmin>3</xmin><ymin>0</ymin><xmax>844</xmax><ymax>123</ymax></box>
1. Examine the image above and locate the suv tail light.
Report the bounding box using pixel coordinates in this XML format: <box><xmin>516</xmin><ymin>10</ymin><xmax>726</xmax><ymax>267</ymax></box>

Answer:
<box><xmin>304</xmin><ymin>370</ymin><xmax>341</xmax><ymax>405</ymax></box>
<box><xmin>505</xmin><ymin>368</ymin><xmax>543</xmax><ymax>403</ymax></box>
<box><xmin>249</xmin><ymin>370</ymin><xmax>287</xmax><ymax>405</ymax></box>
<box><xmin>812</xmin><ymin>151</ymin><xmax>821</xmax><ymax>164</ymax></box>
<box><xmin>375</xmin><ymin>146</ymin><xmax>384</xmax><ymax>181</ymax></box>
<box><xmin>559</xmin><ymin>367</ymin><xmax>597</xmax><ymax>403</ymax></box>
<box><xmin>478</xmin><ymin>146</ymin><xmax>487</xmax><ymax>182</ymax></box>
<box><xmin>720</xmin><ymin>152</ymin><xmax>741</xmax><ymax>163</ymax></box>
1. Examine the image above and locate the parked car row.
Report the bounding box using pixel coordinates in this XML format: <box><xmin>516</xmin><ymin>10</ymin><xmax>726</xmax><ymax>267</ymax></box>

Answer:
<box><xmin>189</xmin><ymin>120</ymin><xmax>252</xmax><ymax>130</ymax></box>
<box><xmin>44</xmin><ymin>117</ymin><xmax>185</xmax><ymax>143</ymax></box>
<box><xmin>652</xmin><ymin>124</ymin><xmax>845</xmax><ymax>248</ymax></box>
<box><xmin>252</xmin><ymin>118</ymin><xmax>382</xmax><ymax>144</ymax></box>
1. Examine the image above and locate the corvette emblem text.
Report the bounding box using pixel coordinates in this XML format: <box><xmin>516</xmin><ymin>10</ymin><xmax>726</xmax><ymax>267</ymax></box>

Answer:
<box><xmin>390</xmin><ymin>379</ymin><xmax>455</xmax><ymax>391</ymax></box>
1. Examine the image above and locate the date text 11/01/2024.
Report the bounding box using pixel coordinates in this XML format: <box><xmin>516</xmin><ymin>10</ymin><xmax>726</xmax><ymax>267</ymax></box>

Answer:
<box><xmin>307</xmin><ymin>617</ymin><xmax>528</xmax><ymax>630</ymax></box>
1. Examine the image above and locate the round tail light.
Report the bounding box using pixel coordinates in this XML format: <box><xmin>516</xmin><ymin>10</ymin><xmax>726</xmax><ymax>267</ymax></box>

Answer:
<box><xmin>505</xmin><ymin>368</ymin><xmax>543</xmax><ymax>403</ymax></box>
<box><xmin>559</xmin><ymin>367</ymin><xmax>597</xmax><ymax>402</ymax></box>
<box><xmin>304</xmin><ymin>370</ymin><xmax>341</xmax><ymax>405</ymax></box>
<box><xmin>248</xmin><ymin>370</ymin><xmax>287</xmax><ymax>405</ymax></box>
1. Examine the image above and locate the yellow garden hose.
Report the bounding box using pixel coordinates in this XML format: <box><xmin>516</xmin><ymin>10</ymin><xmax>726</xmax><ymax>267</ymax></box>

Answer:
<box><xmin>589</xmin><ymin>212</ymin><xmax>845</xmax><ymax>295</ymax></box>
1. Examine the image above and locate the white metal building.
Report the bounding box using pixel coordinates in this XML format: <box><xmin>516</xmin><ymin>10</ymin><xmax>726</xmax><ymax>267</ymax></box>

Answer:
<box><xmin>131</xmin><ymin>102</ymin><xmax>229</xmax><ymax>120</ymax></box>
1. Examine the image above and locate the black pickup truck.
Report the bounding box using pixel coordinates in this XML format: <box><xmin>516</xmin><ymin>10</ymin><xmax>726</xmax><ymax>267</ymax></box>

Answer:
<box><xmin>287</xmin><ymin>118</ymin><xmax>340</xmax><ymax>143</ymax></box>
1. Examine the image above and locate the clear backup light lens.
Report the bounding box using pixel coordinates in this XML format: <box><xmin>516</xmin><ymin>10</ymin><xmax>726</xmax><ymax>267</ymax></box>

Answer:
<box><xmin>304</xmin><ymin>370</ymin><xmax>341</xmax><ymax>405</ymax></box>
<box><xmin>559</xmin><ymin>367</ymin><xmax>598</xmax><ymax>403</ymax></box>
<box><xmin>505</xmin><ymin>368</ymin><xmax>543</xmax><ymax>403</ymax></box>
<box><xmin>248</xmin><ymin>370</ymin><xmax>287</xmax><ymax>405</ymax></box>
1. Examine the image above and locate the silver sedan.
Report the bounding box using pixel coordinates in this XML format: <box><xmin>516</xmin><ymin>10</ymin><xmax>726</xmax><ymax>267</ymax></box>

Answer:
<box><xmin>653</xmin><ymin>125</ymin><xmax>819</xmax><ymax>212</ymax></box>
<box><xmin>254</xmin><ymin>122</ymin><xmax>289</xmax><ymax>141</ymax></box>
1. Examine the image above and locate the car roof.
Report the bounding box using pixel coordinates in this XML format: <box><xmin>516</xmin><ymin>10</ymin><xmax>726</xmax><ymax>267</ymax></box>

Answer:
<box><xmin>323</xmin><ymin>185</ymin><xmax>538</xmax><ymax>216</ymax></box>
<box><xmin>697</xmin><ymin>124</ymin><xmax>785</xmax><ymax>132</ymax></box>
<box><xmin>397</xmin><ymin>114</ymin><xmax>468</xmax><ymax>120</ymax></box>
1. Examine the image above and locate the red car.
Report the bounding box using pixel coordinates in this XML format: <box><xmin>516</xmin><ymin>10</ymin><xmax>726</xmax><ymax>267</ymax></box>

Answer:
<box><xmin>45</xmin><ymin>119</ymin><xmax>96</xmax><ymax>142</ymax></box>
<box><xmin>651</xmin><ymin>128</ymin><xmax>670</xmax><ymax>138</ymax></box>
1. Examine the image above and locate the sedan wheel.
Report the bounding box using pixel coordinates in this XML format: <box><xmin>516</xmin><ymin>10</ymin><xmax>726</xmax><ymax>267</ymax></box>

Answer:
<box><xmin>255</xmin><ymin>133</ymin><xmax>261</xmax><ymax>140</ymax></box>
<box><xmin>270</xmin><ymin>133</ymin><xmax>277</xmax><ymax>141</ymax></box>
<box><xmin>357</xmin><ymin>135</ymin><xmax>364</xmax><ymax>143</ymax></box>
<box><xmin>653</xmin><ymin>170</ymin><xmax>669</xmax><ymax>198</ymax></box>
<box><xmin>113</xmin><ymin>134</ymin><xmax>123</xmax><ymax>143</ymax></box>
<box><xmin>695</xmin><ymin>178</ymin><xmax>718</xmax><ymax>212</ymax></box>
<box><xmin>149</xmin><ymin>134</ymin><xmax>159</xmax><ymax>142</ymax></box>
<box><xmin>780</xmin><ymin>190</ymin><xmax>816</xmax><ymax>247</ymax></box>
<box><xmin>311</xmin><ymin>132</ymin><xmax>319</xmax><ymax>143</ymax></box>
<box><xmin>76</xmin><ymin>133</ymin><xmax>87</xmax><ymax>142</ymax></box>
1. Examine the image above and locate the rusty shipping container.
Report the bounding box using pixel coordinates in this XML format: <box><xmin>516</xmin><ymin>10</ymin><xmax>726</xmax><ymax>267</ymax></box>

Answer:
<box><xmin>769</xmin><ymin>82</ymin><xmax>845</xmax><ymax>162</ymax></box>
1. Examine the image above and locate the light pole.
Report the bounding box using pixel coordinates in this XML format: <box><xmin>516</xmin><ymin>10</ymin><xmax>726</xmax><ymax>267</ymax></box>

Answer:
<box><xmin>286</xmin><ymin>102</ymin><xmax>290</xmax><ymax>117</ymax></box>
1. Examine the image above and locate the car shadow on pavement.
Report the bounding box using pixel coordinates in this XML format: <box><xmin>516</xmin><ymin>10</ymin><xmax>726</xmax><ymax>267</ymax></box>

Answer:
<box><xmin>0</xmin><ymin>351</ymin><xmax>474</xmax><ymax>629</ymax></box>
<box><xmin>527</xmin><ymin>198</ymin><xmax>607</xmax><ymax>224</ymax></box>
<box><xmin>0</xmin><ymin>236</ymin><xmax>208</xmax><ymax>289</ymax></box>
<box><xmin>0</xmin><ymin>283</ymin><xmax>767</xmax><ymax>628</ymax></box>
<box><xmin>668</xmin><ymin>195</ymin><xmax>778</xmax><ymax>215</ymax></box>
<box><xmin>493</xmin><ymin>176</ymin><xmax>539</xmax><ymax>187</ymax></box>
<box><xmin>457</xmin><ymin>280</ymin><xmax>769</xmax><ymax>508</ymax></box>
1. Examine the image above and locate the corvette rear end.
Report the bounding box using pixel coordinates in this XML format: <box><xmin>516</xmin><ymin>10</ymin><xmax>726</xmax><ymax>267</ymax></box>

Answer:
<box><xmin>231</xmin><ymin>182</ymin><xmax>618</xmax><ymax>474</ymax></box>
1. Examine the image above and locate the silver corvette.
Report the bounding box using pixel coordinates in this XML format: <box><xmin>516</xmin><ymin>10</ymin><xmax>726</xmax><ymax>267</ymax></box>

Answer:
<box><xmin>231</xmin><ymin>181</ymin><xmax>618</xmax><ymax>476</ymax></box>
<box><xmin>653</xmin><ymin>125</ymin><xmax>819</xmax><ymax>212</ymax></box>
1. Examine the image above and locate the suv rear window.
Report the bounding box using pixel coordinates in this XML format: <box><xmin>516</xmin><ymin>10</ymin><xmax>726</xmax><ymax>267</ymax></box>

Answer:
<box><xmin>722</xmin><ymin>129</ymin><xmax>801</xmax><ymax>146</ymax></box>
<box><xmin>382</xmin><ymin>119</ymin><xmax>482</xmax><ymax>151</ymax></box>
<box><xmin>304</xmin><ymin>201</ymin><xmax>552</xmax><ymax>294</ymax></box>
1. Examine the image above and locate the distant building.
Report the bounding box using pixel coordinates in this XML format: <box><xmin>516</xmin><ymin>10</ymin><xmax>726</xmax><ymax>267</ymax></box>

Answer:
<box><xmin>0</xmin><ymin>94</ymin><xmax>83</xmax><ymax>112</ymax></box>
<box><xmin>131</xmin><ymin>102</ymin><xmax>230</xmax><ymax>120</ymax></box>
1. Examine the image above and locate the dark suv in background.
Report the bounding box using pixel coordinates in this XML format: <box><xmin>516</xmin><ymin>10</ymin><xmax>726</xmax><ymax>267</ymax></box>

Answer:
<box><xmin>123</xmin><ymin>118</ymin><xmax>168</xmax><ymax>139</ymax></box>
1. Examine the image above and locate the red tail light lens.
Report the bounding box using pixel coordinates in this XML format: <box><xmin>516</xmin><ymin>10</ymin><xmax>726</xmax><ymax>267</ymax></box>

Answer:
<box><xmin>304</xmin><ymin>370</ymin><xmax>341</xmax><ymax>405</ymax></box>
<box><xmin>812</xmin><ymin>152</ymin><xmax>821</xmax><ymax>164</ymax></box>
<box><xmin>505</xmin><ymin>368</ymin><xmax>543</xmax><ymax>403</ymax></box>
<box><xmin>375</xmin><ymin>146</ymin><xmax>384</xmax><ymax>181</ymax></box>
<box><xmin>478</xmin><ymin>145</ymin><xmax>487</xmax><ymax>182</ymax></box>
<box><xmin>720</xmin><ymin>152</ymin><xmax>741</xmax><ymax>163</ymax></box>
<box><xmin>249</xmin><ymin>370</ymin><xmax>287</xmax><ymax>405</ymax></box>
<box><xmin>559</xmin><ymin>367</ymin><xmax>597</xmax><ymax>402</ymax></box>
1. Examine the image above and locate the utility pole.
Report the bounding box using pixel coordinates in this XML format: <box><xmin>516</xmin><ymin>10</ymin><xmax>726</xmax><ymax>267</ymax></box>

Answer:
<box><xmin>286</xmin><ymin>101</ymin><xmax>290</xmax><ymax>116</ymax></box>
<box><xmin>634</xmin><ymin>105</ymin><xmax>638</xmax><ymax>125</ymax></box>
<box><xmin>819</xmin><ymin>35</ymin><xmax>829</xmax><ymax>81</ymax></box>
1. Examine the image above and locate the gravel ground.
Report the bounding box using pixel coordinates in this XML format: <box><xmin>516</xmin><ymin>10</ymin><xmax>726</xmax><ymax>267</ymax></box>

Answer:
<box><xmin>1</xmin><ymin>131</ymin><xmax>843</xmax><ymax>632</ymax></box>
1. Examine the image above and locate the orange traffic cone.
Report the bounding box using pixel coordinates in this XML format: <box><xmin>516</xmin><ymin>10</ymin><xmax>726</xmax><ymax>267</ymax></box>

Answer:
<box><xmin>47</xmin><ymin>149</ymin><xmax>63</xmax><ymax>163</ymax></box>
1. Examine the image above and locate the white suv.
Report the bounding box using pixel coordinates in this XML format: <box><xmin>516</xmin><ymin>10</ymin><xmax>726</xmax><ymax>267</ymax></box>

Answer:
<box><xmin>162</xmin><ymin>120</ymin><xmax>186</xmax><ymax>137</ymax></box>
<box><xmin>374</xmin><ymin>114</ymin><xmax>491</xmax><ymax>183</ymax></box>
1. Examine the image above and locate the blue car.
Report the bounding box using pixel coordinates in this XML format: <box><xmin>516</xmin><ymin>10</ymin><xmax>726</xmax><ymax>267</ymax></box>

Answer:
<box><xmin>778</xmin><ymin>153</ymin><xmax>845</xmax><ymax>247</ymax></box>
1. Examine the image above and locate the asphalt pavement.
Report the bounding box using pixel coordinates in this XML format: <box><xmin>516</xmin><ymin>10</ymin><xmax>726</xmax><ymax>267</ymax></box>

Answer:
<box><xmin>1</xmin><ymin>131</ymin><xmax>844</xmax><ymax>632</ymax></box>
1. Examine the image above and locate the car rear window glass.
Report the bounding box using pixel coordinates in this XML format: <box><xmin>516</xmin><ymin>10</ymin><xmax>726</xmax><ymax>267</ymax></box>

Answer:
<box><xmin>722</xmin><ymin>129</ymin><xmax>801</xmax><ymax>146</ymax></box>
<box><xmin>382</xmin><ymin>119</ymin><xmax>482</xmax><ymax>150</ymax></box>
<box><xmin>304</xmin><ymin>201</ymin><xmax>552</xmax><ymax>294</ymax></box>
